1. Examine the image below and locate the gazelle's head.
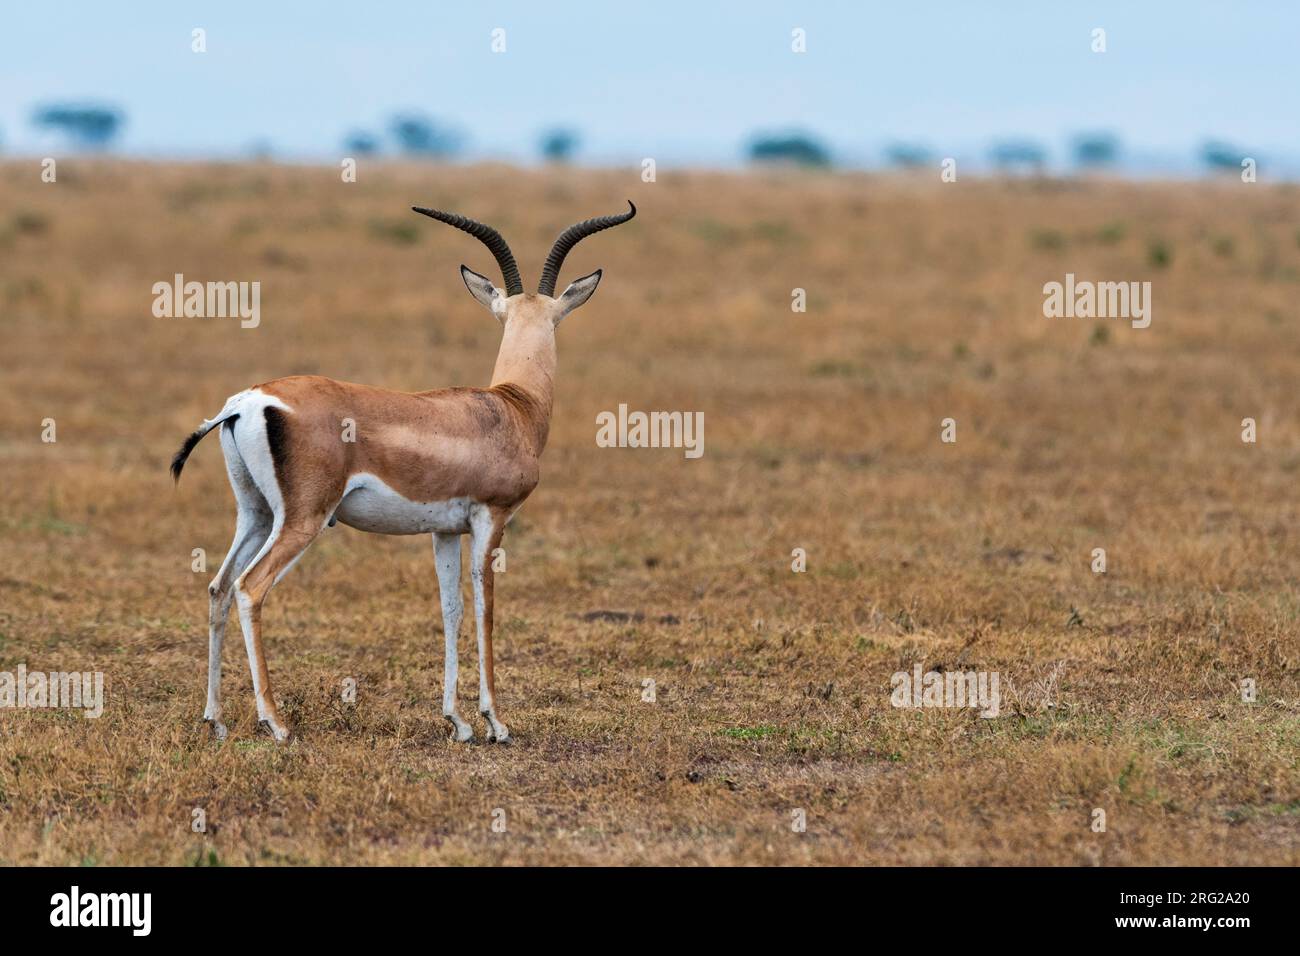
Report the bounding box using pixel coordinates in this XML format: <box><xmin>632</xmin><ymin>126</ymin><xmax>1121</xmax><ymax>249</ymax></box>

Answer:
<box><xmin>411</xmin><ymin>201</ymin><xmax>636</xmax><ymax>331</ymax></box>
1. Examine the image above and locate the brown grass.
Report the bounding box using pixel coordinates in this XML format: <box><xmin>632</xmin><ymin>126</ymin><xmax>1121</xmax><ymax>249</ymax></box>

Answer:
<box><xmin>0</xmin><ymin>160</ymin><xmax>1297</xmax><ymax>865</ymax></box>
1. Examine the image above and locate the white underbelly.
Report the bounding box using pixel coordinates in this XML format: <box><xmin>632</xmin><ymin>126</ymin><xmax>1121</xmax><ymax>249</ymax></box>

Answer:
<box><xmin>334</xmin><ymin>474</ymin><xmax>475</xmax><ymax>535</ymax></box>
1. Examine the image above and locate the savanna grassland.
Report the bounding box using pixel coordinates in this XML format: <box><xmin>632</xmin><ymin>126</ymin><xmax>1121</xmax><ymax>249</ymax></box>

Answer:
<box><xmin>0</xmin><ymin>159</ymin><xmax>1297</xmax><ymax>865</ymax></box>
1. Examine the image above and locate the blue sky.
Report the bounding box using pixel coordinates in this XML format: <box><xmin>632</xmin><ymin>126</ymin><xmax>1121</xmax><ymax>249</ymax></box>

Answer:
<box><xmin>1</xmin><ymin>1</ymin><xmax>1296</xmax><ymax>172</ymax></box>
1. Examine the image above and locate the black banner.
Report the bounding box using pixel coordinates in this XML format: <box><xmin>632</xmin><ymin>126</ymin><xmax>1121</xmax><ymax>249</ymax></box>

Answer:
<box><xmin>0</xmin><ymin>866</ymin><xmax>1277</xmax><ymax>942</ymax></box>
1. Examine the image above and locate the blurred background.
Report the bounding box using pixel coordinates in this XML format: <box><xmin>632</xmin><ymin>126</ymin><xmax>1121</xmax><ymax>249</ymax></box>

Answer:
<box><xmin>1</xmin><ymin>0</ymin><xmax>1297</xmax><ymax>177</ymax></box>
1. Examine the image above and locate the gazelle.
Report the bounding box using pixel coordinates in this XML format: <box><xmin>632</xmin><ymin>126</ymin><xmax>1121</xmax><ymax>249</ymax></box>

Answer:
<box><xmin>171</xmin><ymin>201</ymin><xmax>636</xmax><ymax>744</ymax></box>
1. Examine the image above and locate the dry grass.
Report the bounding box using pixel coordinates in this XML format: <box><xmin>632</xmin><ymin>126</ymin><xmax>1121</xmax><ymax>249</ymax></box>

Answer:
<box><xmin>0</xmin><ymin>159</ymin><xmax>1297</xmax><ymax>865</ymax></box>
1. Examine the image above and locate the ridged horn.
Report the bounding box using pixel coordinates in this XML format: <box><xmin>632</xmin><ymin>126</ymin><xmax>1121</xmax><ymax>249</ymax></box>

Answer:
<box><xmin>410</xmin><ymin>206</ymin><xmax>523</xmax><ymax>296</ymax></box>
<box><xmin>537</xmin><ymin>201</ymin><xmax>636</xmax><ymax>297</ymax></box>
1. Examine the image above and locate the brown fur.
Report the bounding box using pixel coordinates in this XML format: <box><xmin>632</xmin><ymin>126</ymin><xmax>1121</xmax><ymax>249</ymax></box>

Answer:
<box><xmin>254</xmin><ymin>377</ymin><xmax>545</xmax><ymax>523</ymax></box>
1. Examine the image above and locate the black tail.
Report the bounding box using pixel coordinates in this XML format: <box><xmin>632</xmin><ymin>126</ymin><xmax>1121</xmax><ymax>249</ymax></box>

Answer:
<box><xmin>171</xmin><ymin>414</ymin><xmax>239</xmax><ymax>484</ymax></box>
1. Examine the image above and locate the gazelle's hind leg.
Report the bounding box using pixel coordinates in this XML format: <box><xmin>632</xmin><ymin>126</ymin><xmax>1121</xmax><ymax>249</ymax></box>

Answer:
<box><xmin>204</xmin><ymin>423</ymin><xmax>272</xmax><ymax>739</ymax></box>
<box><xmin>224</xmin><ymin>405</ymin><xmax>326</xmax><ymax>744</ymax></box>
<box><xmin>469</xmin><ymin>504</ymin><xmax>509</xmax><ymax>743</ymax></box>
<box><xmin>233</xmin><ymin>519</ymin><xmax>322</xmax><ymax>742</ymax></box>
<box><xmin>433</xmin><ymin>532</ymin><xmax>473</xmax><ymax>742</ymax></box>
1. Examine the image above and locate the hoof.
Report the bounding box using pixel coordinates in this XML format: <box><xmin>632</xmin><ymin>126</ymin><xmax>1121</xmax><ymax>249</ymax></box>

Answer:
<box><xmin>204</xmin><ymin>718</ymin><xmax>228</xmax><ymax>741</ymax></box>
<box><xmin>445</xmin><ymin>714</ymin><xmax>474</xmax><ymax>743</ymax></box>
<box><xmin>483</xmin><ymin>713</ymin><xmax>510</xmax><ymax>744</ymax></box>
<box><xmin>258</xmin><ymin>718</ymin><xmax>293</xmax><ymax>744</ymax></box>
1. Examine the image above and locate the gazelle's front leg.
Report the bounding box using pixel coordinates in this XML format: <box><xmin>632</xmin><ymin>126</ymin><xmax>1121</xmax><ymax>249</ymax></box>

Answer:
<box><xmin>469</xmin><ymin>505</ymin><xmax>509</xmax><ymax>743</ymax></box>
<box><xmin>433</xmin><ymin>532</ymin><xmax>473</xmax><ymax>742</ymax></box>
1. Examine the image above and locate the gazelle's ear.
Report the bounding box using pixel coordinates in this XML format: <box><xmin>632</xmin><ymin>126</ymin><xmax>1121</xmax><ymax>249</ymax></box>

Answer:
<box><xmin>461</xmin><ymin>265</ymin><xmax>507</xmax><ymax>320</ymax></box>
<box><xmin>554</xmin><ymin>269</ymin><xmax>602</xmax><ymax>325</ymax></box>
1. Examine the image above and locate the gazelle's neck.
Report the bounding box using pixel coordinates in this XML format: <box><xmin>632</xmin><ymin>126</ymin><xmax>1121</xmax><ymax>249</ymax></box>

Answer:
<box><xmin>489</xmin><ymin>320</ymin><xmax>556</xmax><ymax>453</ymax></box>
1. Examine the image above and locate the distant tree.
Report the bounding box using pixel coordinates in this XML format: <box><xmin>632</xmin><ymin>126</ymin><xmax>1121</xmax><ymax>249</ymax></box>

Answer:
<box><xmin>1072</xmin><ymin>132</ymin><xmax>1120</xmax><ymax>168</ymax></box>
<box><xmin>989</xmin><ymin>139</ymin><xmax>1047</xmax><ymax>173</ymax></box>
<box><xmin>344</xmin><ymin>130</ymin><xmax>381</xmax><ymax>156</ymax></box>
<box><xmin>747</xmin><ymin>131</ymin><xmax>831</xmax><ymax>168</ymax></box>
<box><xmin>1200</xmin><ymin>140</ymin><xmax>1243</xmax><ymax>172</ymax></box>
<box><xmin>32</xmin><ymin>103</ymin><xmax>124</xmax><ymax>149</ymax></box>
<box><xmin>539</xmin><ymin>128</ymin><xmax>580</xmax><ymax>163</ymax></box>
<box><xmin>389</xmin><ymin>113</ymin><xmax>462</xmax><ymax>158</ymax></box>
<box><xmin>884</xmin><ymin>142</ymin><xmax>932</xmax><ymax>168</ymax></box>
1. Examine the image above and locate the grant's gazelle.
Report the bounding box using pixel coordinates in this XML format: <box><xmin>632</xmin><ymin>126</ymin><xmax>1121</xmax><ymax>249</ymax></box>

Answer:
<box><xmin>172</xmin><ymin>202</ymin><xmax>636</xmax><ymax>743</ymax></box>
